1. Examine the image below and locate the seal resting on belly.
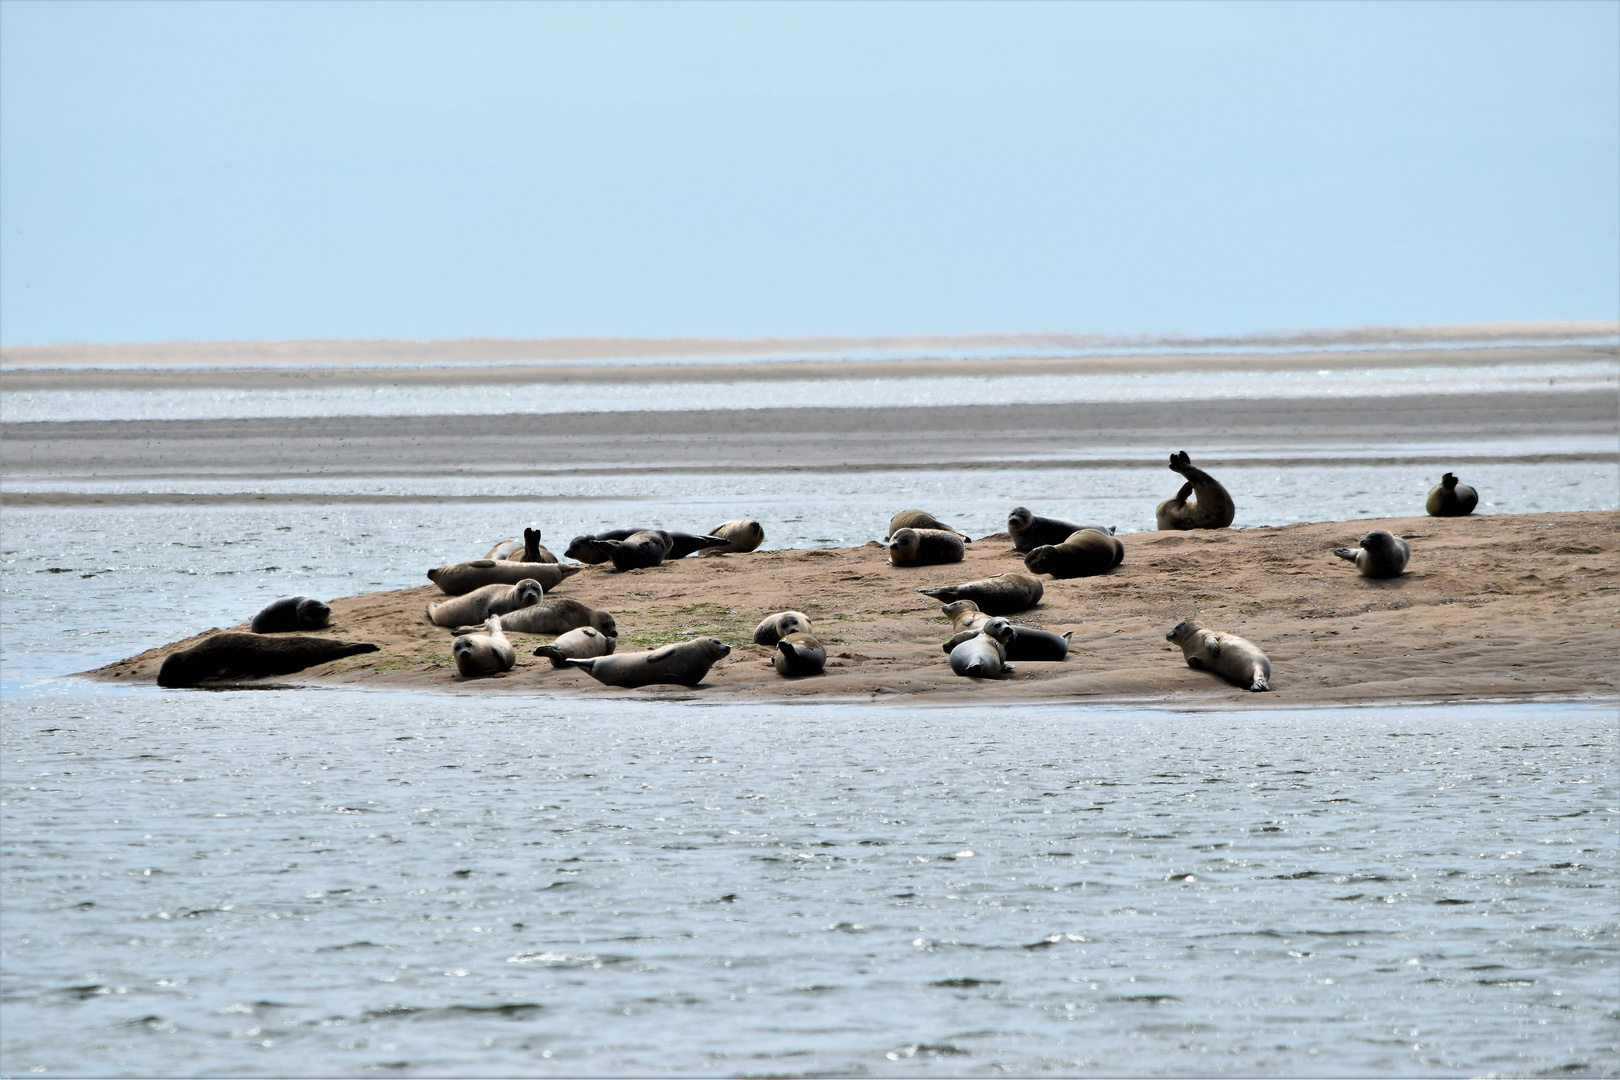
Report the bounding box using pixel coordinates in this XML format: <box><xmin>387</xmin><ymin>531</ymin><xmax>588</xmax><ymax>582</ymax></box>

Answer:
<box><xmin>565</xmin><ymin>637</ymin><xmax>731</xmax><ymax>689</ymax></box>
<box><xmin>426</xmin><ymin>578</ymin><xmax>543</xmax><ymax>628</ymax></box>
<box><xmin>884</xmin><ymin>528</ymin><xmax>965</xmax><ymax>567</ymax></box>
<box><xmin>1333</xmin><ymin>530</ymin><xmax>1410</xmax><ymax>578</ymax></box>
<box><xmin>1425</xmin><ymin>472</ymin><xmax>1479</xmax><ymax>517</ymax></box>
<box><xmin>1006</xmin><ymin>507</ymin><xmax>1114</xmax><ymax>552</ymax></box>
<box><xmin>888</xmin><ymin>510</ymin><xmax>970</xmax><ymax>542</ymax></box>
<box><xmin>249</xmin><ymin>595</ymin><xmax>331</xmax><ymax>633</ymax></box>
<box><xmin>465</xmin><ymin>597</ymin><xmax>616</xmax><ymax>638</ymax></box>
<box><xmin>157</xmin><ymin>633</ymin><xmax>377</xmax><ymax>687</ymax></box>
<box><xmin>1155</xmin><ymin>452</ymin><xmax>1235</xmax><ymax>530</ymax></box>
<box><xmin>427</xmin><ymin>560</ymin><xmax>579</xmax><ymax>595</ymax></box>
<box><xmin>532</xmin><ymin>626</ymin><xmax>616</xmax><ymax>667</ymax></box>
<box><xmin>943</xmin><ymin>622</ymin><xmax>1070</xmax><ymax>661</ymax></box>
<box><xmin>1166</xmin><ymin>620</ymin><xmax>1271</xmax><ymax>691</ymax></box>
<box><xmin>918</xmin><ymin>573</ymin><xmax>1044</xmax><ymax>616</ymax></box>
<box><xmin>1023</xmin><ymin>529</ymin><xmax>1124</xmax><ymax>578</ymax></box>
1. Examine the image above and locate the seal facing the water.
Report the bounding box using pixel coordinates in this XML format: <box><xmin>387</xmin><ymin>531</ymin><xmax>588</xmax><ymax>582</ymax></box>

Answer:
<box><xmin>157</xmin><ymin>633</ymin><xmax>377</xmax><ymax>687</ymax></box>
<box><xmin>249</xmin><ymin>595</ymin><xmax>331</xmax><ymax>633</ymax></box>
<box><xmin>1166</xmin><ymin>620</ymin><xmax>1271</xmax><ymax>691</ymax></box>
<box><xmin>888</xmin><ymin>511</ymin><xmax>970</xmax><ymax>542</ymax></box>
<box><xmin>1155</xmin><ymin>452</ymin><xmax>1235</xmax><ymax>530</ymax></box>
<box><xmin>565</xmin><ymin>637</ymin><xmax>731</xmax><ymax>688</ymax></box>
<box><xmin>427</xmin><ymin>560</ymin><xmax>579</xmax><ymax>595</ymax></box>
<box><xmin>1426</xmin><ymin>472</ymin><xmax>1479</xmax><ymax>517</ymax></box>
<box><xmin>1332</xmin><ymin>530</ymin><xmax>1410</xmax><ymax>578</ymax></box>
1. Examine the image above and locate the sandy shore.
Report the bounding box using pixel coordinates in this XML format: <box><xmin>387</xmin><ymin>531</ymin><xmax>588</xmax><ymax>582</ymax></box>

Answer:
<box><xmin>87</xmin><ymin>510</ymin><xmax>1618</xmax><ymax>706</ymax></box>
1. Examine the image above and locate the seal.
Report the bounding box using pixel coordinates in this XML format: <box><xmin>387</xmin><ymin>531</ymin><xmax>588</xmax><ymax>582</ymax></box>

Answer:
<box><xmin>1166</xmin><ymin>620</ymin><xmax>1271</xmax><ymax>691</ymax></box>
<box><xmin>942</xmin><ymin>624</ymin><xmax>1070</xmax><ymax>661</ymax></box>
<box><xmin>486</xmin><ymin>528</ymin><xmax>557</xmax><ymax>564</ymax></box>
<box><xmin>1006</xmin><ymin>507</ymin><xmax>1115</xmax><ymax>553</ymax></box>
<box><xmin>600</xmin><ymin>530</ymin><xmax>673</xmax><ymax>571</ymax></box>
<box><xmin>1332</xmin><ymin>530</ymin><xmax>1410</xmax><ymax>578</ymax></box>
<box><xmin>948</xmin><ymin>617</ymin><xmax>1016</xmax><ymax>678</ymax></box>
<box><xmin>565</xmin><ymin>637</ymin><xmax>731</xmax><ymax>688</ymax></box>
<box><xmin>564</xmin><ymin>528</ymin><xmax>642</xmax><ymax>564</ymax></box>
<box><xmin>1023</xmin><ymin>529</ymin><xmax>1125</xmax><ymax>578</ymax></box>
<box><xmin>533</xmin><ymin>626</ymin><xmax>617</xmax><ymax>667</ymax></box>
<box><xmin>1155</xmin><ymin>452</ymin><xmax>1235</xmax><ymax>530</ymax></box>
<box><xmin>1426</xmin><ymin>472</ymin><xmax>1479</xmax><ymax>517</ymax></box>
<box><xmin>426</xmin><ymin>578</ymin><xmax>543</xmax><ymax>628</ymax></box>
<box><xmin>427</xmin><ymin>560</ymin><xmax>579</xmax><ymax>596</ymax></box>
<box><xmin>772</xmin><ymin>632</ymin><xmax>826</xmax><ymax>677</ymax></box>
<box><xmin>566</xmin><ymin>528</ymin><xmax>728</xmax><ymax>562</ymax></box>
<box><xmin>470</xmin><ymin>597</ymin><xmax>616</xmax><ymax>638</ymax></box>
<box><xmin>704</xmin><ymin>519</ymin><xmax>765</xmax><ymax>554</ymax></box>
<box><xmin>249</xmin><ymin>595</ymin><xmax>331</xmax><ymax>633</ymax></box>
<box><xmin>918</xmin><ymin>573</ymin><xmax>1044</xmax><ymax>616</ymax></box>
<box><xmin>157</xmin><ymin>633</ymin><xmax>377</xmax><ymax>687</ymax></box>
<box><xmin>753</xmin><ymin>611</ymin><xmax>813</xmax><ymax>647</ymax></box>
<box><xmin>884</xmin><ymin>528</ymin><xmax>965</xmax><ymax>567</ymax></box>
<box><xmin>888</xmin><ymin>510</ymin><xmax>970</xmax><ymax>542</ymax></box>
<box><xmin>939</xmin><ymin>599</ymin><xmax>992</xmax><ymax>635</ymax></box>
<box><xmin>451</xmin><ymin>614</ymin><xmax>516</xmax><ymax>678</ymax></box>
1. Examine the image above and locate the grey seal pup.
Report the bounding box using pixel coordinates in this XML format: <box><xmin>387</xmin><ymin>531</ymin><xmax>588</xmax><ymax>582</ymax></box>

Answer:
<box><xmin>885</xmin><ymin>528</ymin><xmax>965</xmax><ymax>567</ymax></box>
<box><xmin>887</xmin><ymin>510</ymin><xmax>970</xmax><ymax>542</ymax></box>
<box><xmin>1007</xmin><ymin>507</ymin><xmax>1114</xmax><ymax>553</ymax></box>
<box><xmin>427</xmin><ymin>560</ymin><xmax>579</xmax><ymax>595</ymax></box>
<box><xmin>1023</xmin><ymin>529</ymin><xmax>1125</xmax><ymax>578</ymax></box>
<box><xmin>704</xmin><ymin>519</ymin><xmax>765</xmax><ymax>554</ymax></box>
<box><xmin>1333</xmin><ymin>530</ymin><xmax>1410</xmax><ymax>578</ymax></box>
<box><xmin>532</xmin><ymin>626</ymin><xmax>616</xmax><ymax>667</ymax></box>
<box><xmin>753</xmin><ymin>610</ymin><xmax>813</xmax><ymax>646</ymax></box>
<box><xmin>565</xmin><ymin>637</ymin><xmax>731</xmax><ymax>688</ymax></box>
<box><xmin>1166</xmin><ymin>620</ymin><xmax>1271</xmax><ymax>692</ymax></box>
<box><xmin>1426</xmin><ymin>472</ymin><xmax>1479</xmax><ymax>517</ymax></box>
<box><xmin>1155</xmin><ymin>452</ymin><xmax>1235</xmax><ymax>530</ymax></box>
<box><xmin>426</xmin><ymin>578</ymin><xmax>543</xmax><ymax>628</ymax></box>
<box><xmin>918</xmin><ymin>573</ymin><xmax>1044</xmax><ymax>616</ymax></box>
<box><xmin>948</xmin><ymin>617</ymin><xmax>1016</xmax><ymax>678</ymax></box>
<box><xmin>249</xmin><ymin>595</ymin><xmax>331</xmax><ymax>633</ymax></box>
<box><xmin>464</xmin><ymin>597</ymin><xmax>616</xmax><ymax>638</ymax></box>
<box><xmin>452</xmin><ymin>614</ymin><xmax>515</xmax><ymax>678</ymax></box>
<box><xmin>485</xmin><ymin>528</ymin><xmax>557</xmax><ymax>564</ymax></box>
<box><xmin>157</xmin><ymin>633</ymin><xmax>377</xmax><ymax>687</ymax></box>
<box><xmin>772</xmin><ymin>632</ymin><xmax>826</xmax><ymax>677</ymax></box>
<box><xmin>942</xmin><ymin>623</ymin><xmax>1070</xmax><ymax>661</ymax></box>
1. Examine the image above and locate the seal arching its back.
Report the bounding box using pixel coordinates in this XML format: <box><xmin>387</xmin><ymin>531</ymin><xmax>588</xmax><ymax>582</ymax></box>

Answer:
<box><xmin>1426</xmin><ymin>472</ymin><xmax>1479</xmax><ymax>517</ymax></box>
<box><xmin>1155</xmin><ymin>452</ymin><xmax>1235</xmax><ymax>530</ymax></box>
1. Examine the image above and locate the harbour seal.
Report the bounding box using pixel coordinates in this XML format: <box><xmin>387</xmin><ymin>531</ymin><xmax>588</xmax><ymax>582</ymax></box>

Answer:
<box><xmin>486</xmin><ymin>528</ymin><xmax>557</xmax><ymax>564</ymax></box>
<box><xmin>426</xmin><ymin>578</ymin><xmax>544</xmax><ymax>628</ymax></box>
<box><xmin>566</xmin><ymin>528</ymin><xmax>728</xmax><ymax>562</ymax></box>
<box><xmin>753</xmin><ymin>610</ymin><xmax>813</xmax><ymax>646</ymax></box>
<box><xmin>704</xmin><ymin>519</ymin><xmax>765</xmax><ymax>554</ymax></box>
<box><xmin>887</xmin><ymin>510</ymin><xmax>970</xmax><ymax>542</ymax></box>
<box><xmin>466</xmin><ymin>597</ymin><xmax>616</xmax><ymax>638</ymax></box>
<box><xmin>600</xmin><ymin>530</ymin><xmax>673</xmax><ymax>571</ymax></box>
<box><xmin>427</xmin><ymin>560</ymin><xmax>579</xmax><ymax>595</ymax></box>
<box><xmin>564</xmin><ymin>528</ymin><xmax>642</xmax><ymax>564</ymax></box>
<box><xmin>948</xmin><ymin>617</ymin><xmax>1016</xmax><ymax>678</ymax></box>
<box><xmin>157</xmin><ymin>633</ymin><xmax>377</xmax><ymax>687</ymax></box>
<box><xmin>942</xmin><ymin>623</ymin><xmax>1070</xmax><ymax>661</ymax></box>
<box><xmin>1155</xmin><ymin>452</ymin><xmax>1235</xmax><ymax>530</ymax></box>
<box><xmin>939</xmin><ymin>599</ymin><xmax>992</xmax><ymax>634</ymax></box>
<box><xmin>772</xmin><ymin>632</ymin><xmax>826</xmax><ymax>677</ymax></box>
<box><xmin>884</xmin><ymin>528</ymin><xmax>965</xmax><ymax>567</ymax></box>
<box><xmin>1006</xmin><ymin>507</ymin><xmax>1115</xmax><ymax>552</ymax></box>
<box><xmin>1426</xmin><ymin>472</ymin><xmax>1479</xmax><ymax>517</ymax></box>
<box><xmin>249</xmin><ymin>595</ymin><xmax>331</xmax><ymax>633</ymax></box>
<box><xmin>1023</xmin><ymin>529</ymin><xmax>1125</xmax><ymax>578</ymax></box>
<box><xmin>1332</xmin><ymin>530</ymin><xmax>1410</xmax><ymax>578</ymax></box>
<box><xmin>565</xmin><ymin>637</ymin><xmax>731</xmax><ymax>688</ymax></box>
<box><xmin>918</xmin><ymin>573</ymin><xmax>1044</xmax><ymax>616</ymax></box>
<box><xmin>1166</xmin><ymin>620</ymin><xmax>1271</xmax><ymax>692</ymax></box>
<box><xmin>451</xmin><ymin>614</ymin><xmax>516</xmax><ymax>678</ymax></box>
<box><xmin>532</xmin><ymin>626</ymin><xmax>617</xmax><ymax>667</ymax></box>
<box><xmin>665</xmin><ymin>532</ymin><xmax>733</xmax><ymax>559</ymax></box>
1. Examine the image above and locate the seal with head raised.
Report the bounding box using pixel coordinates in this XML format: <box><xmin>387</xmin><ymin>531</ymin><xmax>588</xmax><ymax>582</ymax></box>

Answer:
<box><xmin>1426</xmin><ymin>472</ymin><xmax>1479</xmax><ymax>517</ymax></box>
<box><xmin>1333</xmin><ymin>530</ymin><xmax>1410</xmax><ymax>578</ymax></box>
<box><xmin>249</xmin><ymin>595</ymin><xmax>331</xmax><ymax>633</ymax></box>
<box><xmin>565</xmin><ymin>637</ymin><xmax>731</xmax><ymax>688</ymax></box>
<box><xmin>451</xmin><ymin>614</ymin><xmax>516</xmax><ymax>678</ymax></box>
<box><xmin>939</xmin><ymin>599</ymin><xmax>992</xmax><ymax>635</ymax></box>
<box><xmin>942</xmin><ymin>623</ymin><xmax>1070</xmax><ymax>661</ymax></box>
<box><xmin>918</xmin><ymin>573</ymin><xmax>1044</xmax><ymax>616</ymax></box>
<box><xmin>157</xmin><ymin>633</ymin><xmax>378</xmax><ymax>687</ymax></box>
<box><xmin>1006</xmin><ymin>507</ymin><xmax>1115</xmax><ymax>553</ymax></box>
<box><xmin>884</xmin><ymin>528</ymin><xmax>965</xmax><ymax>568</ymax></box>
<box><xmin>753</xmin><ymin>611</ymin><xmax>812</xmax><ymax>647</ymax></box>
<box><xmin>1155</xmin><ymin>452</ymin><xmax>1235</xmax><ymax>530</ymax></box>
<box><xmin>532</xmin><ymin>626</ymin><xmax>616</xmax><ymax>667</ymax></box>
<box><xmin>772</xmin><ymin>632</ymin><xmax>826</xmax><ymax>677</ymax></box>
<box><xmin>469</xmin><ymin>597</ymin><xmax>616</xmax><ymax>638</ymax></box>
<box><xmin>1166</xmin><ymin>620</ymin><xmax>1271</xmax><ymax>691</ymax></box>
<box><xmin>887</xmin><ymin>510</ymin><xmax>970</xmax><ymax>542</ymax></box>
<box><xmin>1024</xmin><ymin>529</ymin><xmax>1125</xmax><ymax>579</ymax></box>
<box><xmin>486</xmin><ymin>528</ymin><xmax>557</xmax><ymax>564</ymax></box>
<box><xmin>428</xmin><ymin>560</ymin><xmax>579</xmax><ymax>596</ymax></box>
<box><xmin>426</xmin><ymin>578</ymin><xmax>543</xmax><ymax>628</ymax></box>
<box><xmin>948</xmin><ymin>617</ymin><xmax>1016</xmax><ymax>678</ymax></box>
<box><xmin>704</xmin><ymin>519</ymin><xmax>765</xmax><ymax>555</ymax></box>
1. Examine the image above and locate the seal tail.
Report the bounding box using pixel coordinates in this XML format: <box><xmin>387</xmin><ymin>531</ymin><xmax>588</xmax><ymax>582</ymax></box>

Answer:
<box><xmin>916</xmin><ymin>586</ymin><xmax>955</xmax><ymax>601</ymax></box>
<box><xmin>1331</xmin><ymin>546</ymin><xmax>1359</xmax><ymax>562</ymax></box>
<box><xmin>562</xmin><ymin>657</ymin><xmax>597</xmax><ymax>674</ymax></box>
<box><xmin>1250</xmin><ymin>669</ymin><xmax>1271</xmax><ymax>692</ymax></box>
<box><xmin>533</xmin><ymin>645</ymin><xmax>568</xmax><ymax>668</ymax></box>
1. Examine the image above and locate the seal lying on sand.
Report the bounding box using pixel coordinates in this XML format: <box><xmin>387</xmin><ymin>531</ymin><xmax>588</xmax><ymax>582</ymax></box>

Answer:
<box><xmin>1024</xmin><ymin>529</ymin><xmax>1125</xmax><ymax>578</ymax></box>
<box><xmin>1166</xmin><ymin>620</ymin><xmax>1271</xmax><ymax>692</ymax></box>
<box><xmin>772</xmin><ymin>632</ymin><xmax>826</xmax><ymax>677</ymax></box>
<box><xmin>466</xmin><ymin>597</ymin><xmax>616</xmax><ymax>638</ymax></box>
<box><xmin>1333</xmin><ymin>530</ymin><xmax>1410</xmax><ymax>578</ymax></box>
<box><xmin>918</xmin><ymin>573</ymin><xmax>1044</xmax><ymax>616</ymax></box>
<box><xmin>885</xmin><ymin>528</ymin><xmax>965</xmax><ymax>567</ymax></box>
<box><xmin>753</xmin><ymin>611</ymin><xmax>812</xmax><ymax>646</ymax></box>
<box><xmin>567</xmin><ymin>528</ymin><xmax>729</xmax><ymax>562</ymax></box>
<box><xmin>533</xmin><ymin>626</ymin><xmax>616</xmax><ymax>667</ymax></box>
<box><xmin>948</xmin><ymin>617</ymin><xmax>1016</xmax><ymax>678</ymax></box>
<box><xmin>451</xmin><ymin>615</ymin><xmax>515</xmax><ymax>677</ymax></box>
<box><xmin>1155</xmin><ymin>452</ymin><xmax>1235</xmax><ymax>530</ymax></box>
<box><xmin>888</xmin><ymin>510</ymin><xmax>970</xmax><ymax>542</ymax></box>
<box><xmin>157</xmin><ymin>633</ymin><xmax>377</xmax><ymax>687</ymax></box>
<box><xmin>426</xmin><ymin>578</ymin><xmax>543</xmax><ymax>628</ymax></box>
<box><xmin>486</xmin><ymin>528</ymin><xmax>557</xmax><ymax>563</ymax></box>
<box><xmin>703</xmin><ymin>520</ymin><xmax>765</xmax><ymax>555</ymax></box>
<box><xmin>428</xmin><ymin>560</ymin><xmax>579</xmax><ymax>595</ymax></box>
<box><xmin>1426</xmin><ymin>472</ymin><xmax>1479</xmax><ymax>517</ymax></box>
<box><xmin>940</xmin><ymin>599</ymin><xmax>992</xmax><ymax>635</ymax></box>
<box><xmin>249</xmin><ymin>595</ymin><xmax>331</xmax><ymax>633</ymax></box>
<box><xmin>600</xmin><ymin>530</ymin><xmax>673</xmax><ymax>571</ymax></box>
<box><xmin>1007</xmin><ymin>508</ymin><xmax>1114</xmax><ymax>553</ymax></box>
<box><xmin>942</xmin><ymin>623</ymin><xmax>1070</xmax><ymax>661</ymax></box>
<box><xmin>565</xmin><ymin>528</ymin><xmax>642</xmax><ymax>563</ymax></box>
<box><xmin>565</xmin><ymin>637</ymin><xmax>731</xmax><ymax>688</ymax></box>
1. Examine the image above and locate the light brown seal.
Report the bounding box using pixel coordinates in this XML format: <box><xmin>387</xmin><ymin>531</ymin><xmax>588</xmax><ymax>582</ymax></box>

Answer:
<box><xmin>1155</xmin><ymin>452</ymin><xmax>1235</xmax><ymax>530</ymax></box>
<box><xmin>426</xmin><ymin>578</ymin><xmax>543</xmax><ymax>628</ymax></box>
<box><xmin>1166</xmin><ymin>620</ymin><xmax>1271</xmax><ymax>691</ymax></box>
<box><xmin>1333</xmin><ymin>530</ymin><xmax>1410</xmax><ymax>578</ymax></box>
<box><xmin>1426</xmin><ymin>473</ymin><xmax>1479</xmax><ymax>517</ymax></box>
<box><xmin>772</xmin><ymin>632</ymin><xmax>826</xmax><ymax>677</ymax></box>
<box><xmin>1023</xmin><ymin>529</ymin><xmax>1124</xmax><ymax>578</ymax></box>
<box><xmin>753</xmin><ymin>611</ymin><xmax>813</xmax><ymax>646</ymax></box>
<box><xmin>532</xmin><ymin>626</ymin><xmax>617</xmax><ymax>667</ymax></box>
<box><xmin>939</xmin><ymin>599</ymin><xmax>992</xmax><ymax>635</ymax></box>
<box><xmin>704</xmin><ymin>519</ymin><xmax>765</xmax><ymax>555</ymax></box>
<box><xmin>948</xmin><ymin>617</ymin><xmax>1016</xmax><ymax>678</ymax></box>
<box><xmin>1007</xmin><ymin>507</ymin><xmax>1114</xmax><ymax>552</ymax></box>
<box><xmin>887</xmin><ymin>510</ymin><xmax>970</xmax><ymax>542</ymax></box>
<box><xmin>884</xmin><ymin>528</ymin><xmax>965</xmax><ymax>567</ymax></box>
<box><xmin>485</xmin><ymin>528</ymin><xmax>557</xmax><ymax>564</ymax></box>
<box><xmin>451</xmin><ymin>615</ymin><xmax>516</xmax><ymax>678</ymax></box>
<box><xmin>427</xmin><ymin>560</ymin><xmax>579</xmax><ymax>595</ymax></box>
<box><xmin>565</xmin><ymin>637</ymin><xmax>731</xmax><ymax>688</ymax></box>
<box><xmin>469</xmin><ymin>598</ymin><xmax>616</xmax><ymax>638</ymax></box>
<box><xmin>918</xmin><ymin>573</ymin><xmax>1043</xmax><ymax>616</ymax></box>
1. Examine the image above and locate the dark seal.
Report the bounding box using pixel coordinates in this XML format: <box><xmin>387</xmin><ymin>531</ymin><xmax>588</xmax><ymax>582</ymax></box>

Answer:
<box><xmin>249</xmin><ymin>595</ymin><xmax>331</xmax><ymax>633</ymax></box>
<box><xmin>157</xmin><ymin>633</ymin><xmax>377</xmax><ymax>687</ymax></box>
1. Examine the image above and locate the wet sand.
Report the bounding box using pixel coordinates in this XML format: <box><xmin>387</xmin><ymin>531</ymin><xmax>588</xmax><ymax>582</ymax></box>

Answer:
<box><xmin>88</xmin><ymin>511</ymin><xmax>1619</xmax><ymax>707</ymax></box>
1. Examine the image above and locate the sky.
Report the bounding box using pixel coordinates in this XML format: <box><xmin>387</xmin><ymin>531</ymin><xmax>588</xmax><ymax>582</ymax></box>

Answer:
<box><xmin>1</xmin><ymin>0</ymin><xmax>1616</xmax><ymax>346</ymax></box>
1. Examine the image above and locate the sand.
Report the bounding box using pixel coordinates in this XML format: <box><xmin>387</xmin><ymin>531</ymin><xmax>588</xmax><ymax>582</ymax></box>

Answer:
<box><xmin>87</xmin><ymin>510</ymin><xmax>1619</xmax><ymax>706</ymax></box>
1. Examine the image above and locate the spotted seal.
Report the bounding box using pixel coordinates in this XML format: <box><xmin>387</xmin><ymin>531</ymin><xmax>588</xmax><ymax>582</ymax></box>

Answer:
<box><xmin>427</xmin><ymin>560</ymin><xmax>579</xmax><ymax>595</ymax></box>
<box><xmin>157</xmin><ymin>633</ymin><xmax>377</xmax><ymax>687</ymax></box>
<box><xmin>1023</xmin><ymin>529</ymin><xmax>1124</xmax><ymax>578</ymax></box>
<box><xmin>918</xmin><ymin>573</ymin><xmax>1043</xmax><ymax>616</ymax></box>
<box><xmin>1006</xmin><ymin>507</ymin><xmax>1114</xmax><ymax>553</ymax></box>
<box><xmin>948</xmin><ymin>617</ymin><xmax>1016</xmax><ymax>678</ymax></box>
<box><xmin>1166</xmin><ymin>620</ymin><xmax>1271</xmax><ymax>691</ymax></box>
<box><xmin>887</xmin><ymin>510</ymin><xmax>970</xmax><ymax>542</ymax></box>
<box><xmin>753</xmin><ymin>611</ymin><xmax>813</xmax><ymax>647</ymax></box>
<box><xmin>466</xmin><ymin>598</ymin><xmax>616</xmax><ymax>638</ymax></box>
<box><xmin>533</xmin><ymin>626</ymin><xmax>617</xmax><ymax>667</ymax></box>
<box><xmin>249</xmin><ymin>595</ymin><xmax>331</xmax><ymax>633</ymax></box>
<box><xmin>772</xmin><ymin>632</ymin><xmax>826</xmax><ymax>677</ymax></box>
<box><xmin>884</xmin><ymin>528</ymin><xmax>965</xmax><ymax>567</ymax></box>
<box><xmin>426</xmin><ymin>578</ymin><xmax>543</xmax><ymax>628</ymax></box>
<box><xmin>942</xmin><ymin>623</ymin><xmax>1070</xmax><ymax>661</ymax></box>
<box><xmin>1155</xmin><ymin>452</ymin><xmax>1235</xmax><ymax>530</ymax></box>
<box><xmin>1426</xmin><ymin>472</ymin><xmax>1479</xmax><ymax>517</ymax></box>
<box><xmin>1332</xmin><ymin>530</ymin><xmax>1410</xmax><ymax>578</ymax></box>
<box><xmin>565</xmin><ymin>637</ymin><xmax>731</xmax><ymax>688</ymax></box>
<box><xmin>451</xmin><ymin>614</ymin><xmax>516</xmax><ymax>677</ymax></box>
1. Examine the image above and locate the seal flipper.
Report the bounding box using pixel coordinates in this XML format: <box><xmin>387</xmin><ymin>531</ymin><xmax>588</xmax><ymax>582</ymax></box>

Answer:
<box><xmin>1331</xmin><ymin>547</ymin><xmax>1359</xmax><ymax>561</ymax></box>
<box><xmin>562</xmin><ymin>657</ymin><xmax>598</xmax><ymax>674</ymax></box>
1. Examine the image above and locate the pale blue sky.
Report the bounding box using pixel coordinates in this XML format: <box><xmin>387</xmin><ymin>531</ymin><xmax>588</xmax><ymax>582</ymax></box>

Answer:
<box><xmin>2</xmin><ymin>0</ymin><xmax>1616</xmax><ymax>346</ymax></box>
